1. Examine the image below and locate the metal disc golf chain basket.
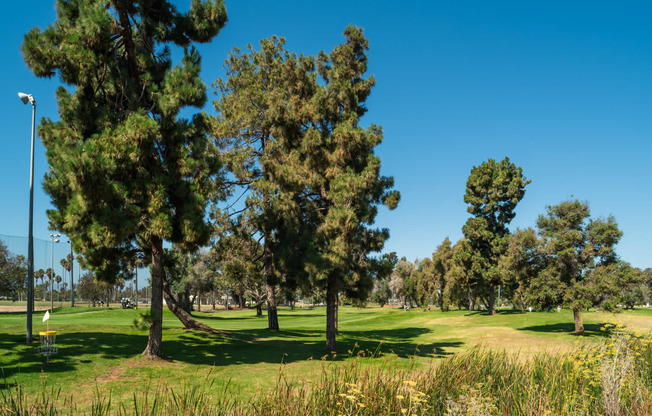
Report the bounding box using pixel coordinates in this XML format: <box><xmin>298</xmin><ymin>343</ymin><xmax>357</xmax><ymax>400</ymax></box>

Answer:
<box><xmin>38</xmin><ymin>330</ymin><xmax>58</xmax><ymax>363</ymax></box>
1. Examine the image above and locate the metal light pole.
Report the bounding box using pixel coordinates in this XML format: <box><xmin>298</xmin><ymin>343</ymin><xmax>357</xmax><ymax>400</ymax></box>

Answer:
<box><xmin>68</xmin><ymin>240</ymin><xmax>74</xmax><ymax>307</ymax></box>
<box><xmin>134</xmin><ymin>266</ymin><xmax>138</xmax><ymax>308</ymax></box>
<box><xmin>50</xmin><ymin>234</ymin><xmax>60</xmax><ymax>313</ymax></box>
<box><xmin>19</xmin><ymin>92</ymin><xmax>36</xmax><ymax>343</ymax></box>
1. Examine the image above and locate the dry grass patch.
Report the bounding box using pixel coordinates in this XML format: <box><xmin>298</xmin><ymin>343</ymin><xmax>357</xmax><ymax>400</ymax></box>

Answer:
<box><xmin>615</xmin><ymin>314</ymin><xmax>652</xmax><ymax>332</ymax></box>
<box><xmin>466</xmin><ymin>326</ymin><xmax>570</xmax><ymax>354</ymax></box>
<box><xmin>0</xmin><ymin>305</ymin><xmax>49</xmax><ymax>313</ymax></box>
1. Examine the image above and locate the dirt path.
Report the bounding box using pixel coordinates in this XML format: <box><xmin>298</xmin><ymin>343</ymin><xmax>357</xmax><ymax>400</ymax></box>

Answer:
<box><xmin>0</xmin><ymin>305</ymin><xmax>50</xmax><ymax>313</ymax></box>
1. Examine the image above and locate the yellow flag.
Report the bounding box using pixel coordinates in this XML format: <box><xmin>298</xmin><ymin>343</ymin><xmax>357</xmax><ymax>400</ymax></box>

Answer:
<box><xmin>42</xmin><ymin>310</ymin><xmax>50</xmax><ymax>322</ymax></box>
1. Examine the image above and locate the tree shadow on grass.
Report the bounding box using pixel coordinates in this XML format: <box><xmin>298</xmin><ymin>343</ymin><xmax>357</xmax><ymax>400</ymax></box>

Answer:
<box><xmin>517</xmin><ymin>322</ymin><xmax>607</xmax><ymax>338</ymax></box>
<box><xmin>0</xmin><ymin>332</ymin><xmax>79</xmax><ymax>377</ymax></box>
<box><xmin>196</xmin><ymin>312</ymin><xmax>325</xmax><ymax>321</ymax></box>
<box><xmin>194</xmin><ymin>314</ymin><xmax>262</xmax><ymax>321</ymax></box>
<box><xmin>164</xmin><ymin>327</ymin><xmax>461</xmax><ymax>366</ymax></box>
<box><xmin>463</xmin><ymin>309</ymin><xmax>525</xmax><ymax>316</ymax></box>
<box><xmin>0</xmin><ymin>380</ymin><xmax>18</xmax><ymax>390</ymax></box>
<box><xmin>0</xmin><ymin>325</ymin><xmax>463</xmax><ymax>379</ymax></box>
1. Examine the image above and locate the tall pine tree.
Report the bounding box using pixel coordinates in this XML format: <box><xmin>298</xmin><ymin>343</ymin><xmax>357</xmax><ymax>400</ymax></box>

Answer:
<box><xmin>462</xmin><ymin>157</ymin><xmax>529</xmax><ymax>315</ymax></box>
<box><xmin>213</xmin><ymin>36</ymin><xmax>316</xmax><ymax>330</ymax></box>
<box><xmin>214</xmin><ymin>27</ymin><xmax>399</xmax><ymax>349</ymax></box>
<box><xmin>22</xmin><ymin>0</ymin><xmax>227</xmax><ymax>358</ymax></box>
<box><xmin>302</xmin><ymin>26</ymin><xmax>400</xmax><ymax>351</ymax></box>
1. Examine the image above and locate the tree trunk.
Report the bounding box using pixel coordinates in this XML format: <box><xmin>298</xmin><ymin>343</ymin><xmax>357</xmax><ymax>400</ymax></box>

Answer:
<box><xmin>239</xmin><ymin>294</ymin><xmax>245</xmax><ymax>309</ymax></box>
<box><xmin>161</xmin><ymin>273</ymin><xmax>217</xmax><ymax>332</ymax></box>
<box><xmin>266</xmin><ymin>283</ymin><xmax>279</xmax><ymax>330</ymax></box>
<box><xmin>264</xmin><ymin>232</ymin><xmax>279</xmax><ymax>330</ymax></box>
<box><xmin>256</xmin><ymin>302</ymin><xmax>263</xmax><ymax>317</ymax></box>
<box><xmin>573</xmin><ymin>308</ymin><xmax>584</xmax><ymax>333</ymax></box>
<box><xmin>143</xmin><ymin>236</ymin><xmax>164</xmax><ymax>359</ymax></box>
<box><xmin>196</xmin><ymin>291</ymin><xmax>201</xmax><ymax>312</ymax></box>
<box><xmin>487</xmin><ymin>284</ymin><xmax>496</xmax><ymax>315</ymax></box>
<box><xmin>326</xmin><ymin>273</ymin><xmax>338</xmax><ymax>352</ymax></box>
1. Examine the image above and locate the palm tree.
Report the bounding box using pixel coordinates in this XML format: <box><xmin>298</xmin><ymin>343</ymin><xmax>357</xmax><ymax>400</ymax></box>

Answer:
<box><xmin>45</xmin><ymin>268</ymin><xmax>54</xmax><ymax>302</ymax></box>
<box><xmin>33</xmin><ymin>269</ymin><xmax>46</xmax><ymax>307</ymax></box>
<box><xmin>56</xmin><ymin>275</ymin><xmax>62</xmax><ymax>301</ymax></box>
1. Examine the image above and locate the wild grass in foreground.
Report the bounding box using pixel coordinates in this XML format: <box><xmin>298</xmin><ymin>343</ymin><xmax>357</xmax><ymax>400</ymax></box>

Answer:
<box><xmin>2</xmin><ymin>327</ymin><xmax>650</xmax><ymax>415</ymax></box>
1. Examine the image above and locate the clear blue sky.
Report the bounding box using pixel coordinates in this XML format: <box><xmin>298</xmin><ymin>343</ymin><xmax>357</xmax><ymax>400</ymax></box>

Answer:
<box><xmin>2</xmin><ymin>1</ymin><xmax>651</xmax><ymax>287</ymax></box>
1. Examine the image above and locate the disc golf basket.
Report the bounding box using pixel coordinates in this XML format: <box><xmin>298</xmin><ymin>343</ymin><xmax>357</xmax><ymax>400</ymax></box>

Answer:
<box><xmin>38</xmin><ymin>331</ymin><xmax>58</xmax><ymax>363</ymax></box>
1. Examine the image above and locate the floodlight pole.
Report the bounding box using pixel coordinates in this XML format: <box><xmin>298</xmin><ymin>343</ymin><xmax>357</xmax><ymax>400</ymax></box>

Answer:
<box><xmin>135</xmin><ymin>266</ymin><xmax>138</xmax><ymax>308</ymax></box>
<box><xmin>50</xmin><ymin>234</ymin><xmax>60</xmax><ymax>313</ymax></box>
<box><xmin>19</xmin><ymin>92</ymin><xmax>36</xmax><ymax>344</ymax></box>
<box><xmin>68</xmin><ymin>241</ymin><xmax>74</xmax><ymax>307</ymax></box>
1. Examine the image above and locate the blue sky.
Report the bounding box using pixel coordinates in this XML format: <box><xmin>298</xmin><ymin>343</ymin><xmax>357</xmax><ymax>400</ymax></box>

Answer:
<box><xmin>1</xmin><ymin>1</ymin><xmax>651</xmax><ymax>286</ymax></box>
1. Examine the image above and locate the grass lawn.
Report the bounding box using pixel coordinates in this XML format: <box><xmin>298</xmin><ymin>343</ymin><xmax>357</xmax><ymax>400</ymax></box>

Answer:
<box><xmin>1</xmin><ymin>304</ymin><xmax>651</xmax><ymax>411</ymax></box>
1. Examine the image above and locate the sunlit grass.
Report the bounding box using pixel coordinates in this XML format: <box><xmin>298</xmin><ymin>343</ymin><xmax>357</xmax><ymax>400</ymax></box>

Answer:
<box><xmin>1</xmin><ymin>305</ymin><xmax>651</xmax><ymax>414</ymax></box>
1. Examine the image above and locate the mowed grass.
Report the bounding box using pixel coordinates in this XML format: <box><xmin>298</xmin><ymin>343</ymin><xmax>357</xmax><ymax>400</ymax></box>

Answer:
<box><xmin>1</xmin><ymin>303</ymin><xmax>651</xmax><ymax>411</ymax></box>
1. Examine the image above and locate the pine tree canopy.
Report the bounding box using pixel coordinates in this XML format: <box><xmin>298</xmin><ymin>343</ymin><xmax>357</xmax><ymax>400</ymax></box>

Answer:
<box><xmin>460</xmin><ymin>157</ymin><xmax>529</xmax><ymax>314</ymax></box>
<box><xmin>302</xmin><ymin>25</ymin><xmax>400</xmax><ymax>297</ymax></box>
<box><xmin>22</xmin><ymin>0</ymin><xmax>227</xmax><ymax>282</ymax></box>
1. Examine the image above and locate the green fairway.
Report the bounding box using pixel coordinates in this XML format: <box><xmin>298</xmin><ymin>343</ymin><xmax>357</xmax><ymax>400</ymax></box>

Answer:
<box><xmin>1</xmin><ymin>305</ymin><xmax>651</xmax><ymax>410</ymax></box>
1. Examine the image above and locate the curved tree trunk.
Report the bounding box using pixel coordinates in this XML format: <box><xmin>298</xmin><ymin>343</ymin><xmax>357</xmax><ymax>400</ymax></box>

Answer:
<box><xmin>256</xmin><ymin>302</ymin><xmax>263</xmax><ymax>317</ymax></box>
<box><xmin>143</xmin><ymin>236</ymin><xmax>163</xmax><ymax>359</ymax></box>
<box><xmin>573</xmin><ymin>308</ymin><xmax>584</xmax><ymax>333</ymax></box>
<box><xmin>161</xmin><ymin>273</ymin><xmax>216</xmax><ymax>333</ymax></box>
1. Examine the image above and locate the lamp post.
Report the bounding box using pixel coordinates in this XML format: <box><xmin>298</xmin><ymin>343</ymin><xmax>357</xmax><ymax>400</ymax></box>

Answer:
<box><xmin>50</xmin><ymin>233</ymin><xmax>60</xmax><ymax>313</ymax></box>
<box><xmin>67</xmin><ymin>240</ymin><xmax>74</xmax><ymax>307</ymax></box>
<box><xmin>134</xmin><ymin>265</ymin><xmax>138</xmax><ymax>309</ymax></box>
<box><xmin>19</xmin><ymin>92</ymin><xmax>36</xmax><ymax>343</ymax></box>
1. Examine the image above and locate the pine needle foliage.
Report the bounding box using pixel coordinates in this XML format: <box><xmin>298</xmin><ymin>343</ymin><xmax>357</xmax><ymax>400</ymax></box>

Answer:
<box><xmin>302</xmin><ymin>26</ymin><xmax>400</xmax><ymax>351</ymax></box>
<box><xmin>461</xmin><ymin>157</ymin><xmax>529</xmax><ymax>315</ymax></box>
<box><xmin>213</xmin><ymin>36</ymin><xmax>317</xmax><ymax>330</ymax></box>
<box><xmin>21</xmin><ymin>0</ymin><xmax>227</xmax><ymax>358</ymax></box>
<box><xmin>213</xmin><ymin>26</ymin><xmax>400</xmax><ymax>349</ymax></box>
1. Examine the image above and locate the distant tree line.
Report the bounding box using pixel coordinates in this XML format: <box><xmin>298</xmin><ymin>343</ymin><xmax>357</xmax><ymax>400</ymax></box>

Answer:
<box><xmin>0</xmin><ymin>240</ymin><xmax>26</xmax><ymax>301</ymax></box>
<box><xmin>373</xmin><ymin>158</ymin><xmax>651</xmax><ymax>333</ymax></box>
